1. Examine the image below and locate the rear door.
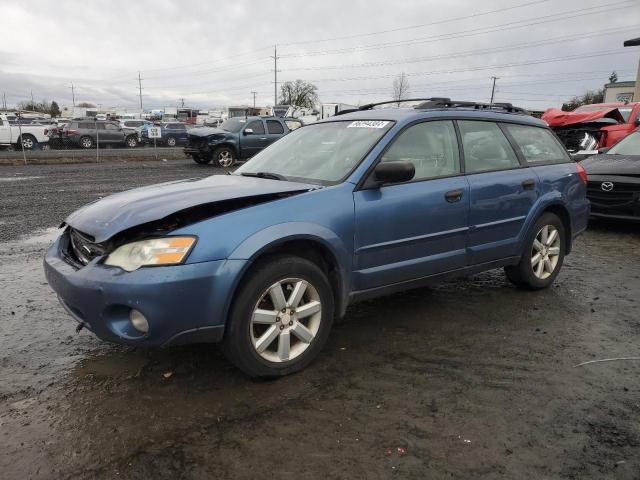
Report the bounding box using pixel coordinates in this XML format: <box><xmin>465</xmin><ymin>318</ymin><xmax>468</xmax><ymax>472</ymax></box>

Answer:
<box><xmin>265</xmin><ymin>119</ymin><xmax>285</xmax><ymax>146</ymax></box>
<box><xmin>353</xmin><ymin>120</ymin><xmax>469</xmax><ymax>291</ymax></box>
<box><xmin>104</xmin><ymin>122</ymin><xmax>124</xmax><ymax>143</ymax></box>
<box><xmin>459</xmin><ymin>120</ymin><xmax>538</xmax><ymax>265</ymax></box>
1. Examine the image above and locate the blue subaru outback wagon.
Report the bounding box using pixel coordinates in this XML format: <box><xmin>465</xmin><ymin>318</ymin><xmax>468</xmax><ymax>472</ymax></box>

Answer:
<box><xmin>44</xmin><ymin>99</ymin><xmax>590</xmax><ymax>377</ymax></box>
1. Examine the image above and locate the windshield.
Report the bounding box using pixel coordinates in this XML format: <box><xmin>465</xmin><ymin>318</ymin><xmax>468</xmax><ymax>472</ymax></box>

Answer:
<box><xmin>235</xmin><ymin>120</ymin><xmax>394</xmax><ymax>185</ymax></box>
<box><xmin>608</xmin><ymin>132</ymin><xmax>640</xmax><ymax>156</ymax></box>
<box><xmin>219</xmin><ymin>118</ymin><xmax>246</xmax><ymax>133</ymax></box>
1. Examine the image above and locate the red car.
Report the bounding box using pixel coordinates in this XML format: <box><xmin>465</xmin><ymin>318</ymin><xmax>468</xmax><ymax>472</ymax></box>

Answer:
<box><xmin>542</xmin><ymin>102</ymin><xmax>640</xmax><ymax>154</ymax></box>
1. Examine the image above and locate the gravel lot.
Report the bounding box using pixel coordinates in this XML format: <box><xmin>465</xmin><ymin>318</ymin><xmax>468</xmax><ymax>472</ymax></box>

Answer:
<box><xmin>1</xmin><ymin>159</ymin><xmax>639</xmax><ymax>479</ymax></box>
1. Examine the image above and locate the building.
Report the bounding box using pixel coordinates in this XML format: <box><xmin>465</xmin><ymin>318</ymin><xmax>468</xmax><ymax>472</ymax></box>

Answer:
<box><xmin>603</xmin><ymin>81</ymin><xmax>636</xmax><ymax>103</ymax></box>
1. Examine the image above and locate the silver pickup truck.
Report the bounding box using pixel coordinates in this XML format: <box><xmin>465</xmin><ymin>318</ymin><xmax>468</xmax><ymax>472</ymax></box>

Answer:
<box><xmin>0</xmin><ymin>115</ymin><xmax>51</xmax><ymax>150</ymax></box>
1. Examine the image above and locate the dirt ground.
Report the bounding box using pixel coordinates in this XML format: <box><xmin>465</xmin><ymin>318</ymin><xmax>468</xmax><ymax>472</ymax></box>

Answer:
<box><xmin>1</xmin><ymin>160</ymin><xmax>639</xmax><ymax>479</ymax></box>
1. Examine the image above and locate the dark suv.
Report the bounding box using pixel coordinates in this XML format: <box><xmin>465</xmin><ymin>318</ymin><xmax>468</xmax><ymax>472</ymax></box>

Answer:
<box><xmin>45</xmin><ymin>98</ymin><xmax>590</xmax><ymax>377</ymax></box>
<box><xmin>140</xmin><ymin>122</ymin><xmax>188</xmax><ymax>147</ymax></box>
<box><xmin>63</xmin><ymin>120</ymin><xmax>126</xmax><ymax>149</ymax></box>
<box><xmin>184</xmin><ymin>116</ymin><xmax>302</xmax><ymax>167</ymax></box>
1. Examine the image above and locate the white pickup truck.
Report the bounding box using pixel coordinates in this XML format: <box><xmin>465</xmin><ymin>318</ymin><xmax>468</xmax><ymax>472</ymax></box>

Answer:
<box><xmin>0</xmin><ymin>115</ymin><xmax>50</xmax><ymax>150</ymax></box>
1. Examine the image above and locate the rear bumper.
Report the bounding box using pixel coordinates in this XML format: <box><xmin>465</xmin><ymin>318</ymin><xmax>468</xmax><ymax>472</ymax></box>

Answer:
<box><xmin>44</xmin><ymin>235</ymin><xmax>246</xmax><ymax>347</ymax></box>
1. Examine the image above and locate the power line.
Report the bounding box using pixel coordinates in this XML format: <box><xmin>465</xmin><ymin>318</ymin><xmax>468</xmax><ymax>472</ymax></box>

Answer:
<box><xmin>278</xmin><ymin>0</ymin><xmax>550</xmax><ymax>47</ymax></box>
<box><xmin>280</xmin><ymin>0</ymin><xmax>636</xmax><ymax>58</ymax></box>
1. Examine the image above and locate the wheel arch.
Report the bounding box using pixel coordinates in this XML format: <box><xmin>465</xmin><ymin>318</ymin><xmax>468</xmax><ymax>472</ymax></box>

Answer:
<box><xmin>225</xmin><ymin>227</ymin><xmax>351</xmax><ymax>322</ymax></box>
<box><xmin>212</xmin><ymin>142</ymin><xmax>238</xmax><ymax>157</ymax></box>
<box><xmin>525</xmin><ymin>197</ymin><xmax>573</xmax><ymax>255</ymax></box>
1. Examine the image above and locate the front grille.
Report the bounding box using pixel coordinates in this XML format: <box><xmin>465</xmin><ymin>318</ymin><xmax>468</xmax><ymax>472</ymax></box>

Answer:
<box><xmin>68</xmin><ymin>228</ymin><xmax>106</xmax><ymax>265</ymax></box>
<box><xmin>587</xmin><ymin>180</ymin><xmax>640</xmax><ymax>216</ymax></box>
<box><xmin>187</xmin><ymin>136</ymin><xmax>207</xmax><ymax>148</ymax></box>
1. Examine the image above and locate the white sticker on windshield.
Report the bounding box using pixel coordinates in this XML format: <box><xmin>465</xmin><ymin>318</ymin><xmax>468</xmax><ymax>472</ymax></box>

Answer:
<box><xmin>347</xmin><ymin>121</ymin><xmax>389</xmax><ymax>129</ymax></box>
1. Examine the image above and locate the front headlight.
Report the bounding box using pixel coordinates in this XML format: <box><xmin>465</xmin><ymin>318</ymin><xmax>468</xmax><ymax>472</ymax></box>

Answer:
<box><xmin>104</xmin><ymin>236</ymin><xmax>196</xmax><ymax>272</ymax></box>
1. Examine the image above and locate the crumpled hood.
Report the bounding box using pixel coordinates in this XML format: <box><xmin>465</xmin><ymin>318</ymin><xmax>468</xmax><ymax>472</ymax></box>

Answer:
<box><xmin>65</xmin><ymin>174</ymin><xmax>316</xmax><ymax>243</ymax></box>
<box><xmin>187</xmin><ymin>127</ymin><xmax>228</xmax><ymax>137</ymax></box>
<box><xmin>542</xmin><ymin>108</ymin><xmax>625</xmax><ymax>128</ymax></box>
<box><xmin>581</xmin><ymin>154</ymin><xmax>640</xmax><ymax>176</ymax></box>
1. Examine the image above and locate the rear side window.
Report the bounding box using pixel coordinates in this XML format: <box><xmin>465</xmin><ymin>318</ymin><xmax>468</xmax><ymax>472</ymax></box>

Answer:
<box><xmin>458</xmin><ymin>121</ymin><xmax>520</xmax><ymax>173</ymax></box>
<box><xmin>246</xmin><ymin>120</ymin><xmax>265</xmax><ymax>135</ymax></box>
<box><xmin>267</xmin><ymin>120</ymin><xmax>284</xmax><ymax>134</ymax></box>
<box><xmin>78</xmin><ymin>122</ymin><xmax>91</xmax><ymax>128</ymax></box>
<box><xmin>503</xmin><ymin>124</ymin><xmax>569</xmax><ymax>164</ymax></box>
<box><xmin>125</xmin><ymin>121</ymin><xmax>143</xmax><ymax>127</ymax></box>
<box><xmin>380</xmin><ymin>120</ymin><xmax>460</xmax><ymax>180</ymax></box>
<box><xmin>168</xmin><ymin>123</ymin><xmax>185</xmax><ymax>130</ymax></box>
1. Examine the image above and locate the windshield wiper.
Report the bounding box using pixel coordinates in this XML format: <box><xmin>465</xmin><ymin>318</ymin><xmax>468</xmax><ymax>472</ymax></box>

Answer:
<box><xmin>239</xmin><ymin>172</ymin><xmax>287</xmax><ymax>181</ymax></box>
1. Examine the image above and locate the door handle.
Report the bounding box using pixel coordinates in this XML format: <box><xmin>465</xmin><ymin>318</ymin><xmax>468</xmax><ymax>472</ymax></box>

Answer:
<box><xmin>444</xmin><ymin>189</ymin><xmax>464</xmax><ymax>203</ymax></box>
<box><xmin>260</xmin><ymin>137</ymin><xmax>267</xmax><ymax>140</ymax></box>
<box><xmin>522</xmin><ymin>179</ymin><xmax>536</xmax><ymax>190</ymax></box>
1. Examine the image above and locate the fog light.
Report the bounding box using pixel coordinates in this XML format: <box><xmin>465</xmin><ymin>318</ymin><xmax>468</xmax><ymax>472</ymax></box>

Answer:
<box><xmin>129</xmin><ymin>309</ymin><xmax>149</xmax><ymax>333</ymax></box>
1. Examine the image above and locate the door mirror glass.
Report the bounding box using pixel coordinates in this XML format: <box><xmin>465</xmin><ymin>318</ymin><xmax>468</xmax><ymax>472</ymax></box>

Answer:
<box><xmin>373</xmin><ymin>161</ymin><xmax>415</xmax><ymax>185</ymax></box>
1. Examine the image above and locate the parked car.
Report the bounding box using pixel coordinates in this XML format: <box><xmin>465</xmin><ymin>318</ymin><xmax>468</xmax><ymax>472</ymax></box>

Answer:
<box><xmin>542</xmin><ymin>102</ymin><xmax>640</xmax><ymax>155</ymax></box>
<box><xmin>44</xmin><ymin>98</ymin><xmax>590</xmax><ymax>377</ymax></box>
<box><xmin>118</xmin><ymin>119</ymin><xmax>151</xmax><ymax>148</ymax></box>
<box><xmin>62</xmin><ymin>120</ymin><xmax>126</xmax><ymax>149</ymax></box>
<box><xmin>184</xmin><ymin>116</ymin><xmax>302</xmax><ymax>167</ymax></box>
<box><xmin>0</xmin><ymin>114</ymin><xmax>50</xmax><ymax>150</ymax></box>
<box><xmin>139</xmin><ymin>122</ymin><xmax>188</xmax><ymax>147</ymax></box>
<box><xmin>581</xmin><ymin>129</ymin><xmax>640</xmax><ymax>221</ymax></box>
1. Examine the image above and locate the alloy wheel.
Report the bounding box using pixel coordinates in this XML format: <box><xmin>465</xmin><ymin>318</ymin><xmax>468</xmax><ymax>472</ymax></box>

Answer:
<box><xmin>531</xmin><ymin>225</ymin><xmax>561</xmax><ymax>279</ymax></box>
<box><xmin>22</xmin><ymin>137</ymin><xmax>34</xmax><ymax>149</ymax></box>
<box><xmin>250</xmin><ymin>278</ymin><xmax>322</xmax><ymax>363</ymax></box>
<box><xmin>218</xmin><ymin>150</ymin><xmax>234</xmax><ymax>167</ymax></box>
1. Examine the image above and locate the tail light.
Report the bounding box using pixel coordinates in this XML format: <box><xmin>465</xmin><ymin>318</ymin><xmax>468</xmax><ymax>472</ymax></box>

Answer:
<box><xmin>66</xmin><ymin>129</ymin><xmax>78</xmax><ymax>136</ymax></box>
<box><xmin>576</xmin><ymin>162</ymin><xmax>588</xmax><ymax>184</ymax></box>
<box><xmin>44</xmin><ymin>128</ymin><xmax>48</xmax><ymax>135</ymax></box>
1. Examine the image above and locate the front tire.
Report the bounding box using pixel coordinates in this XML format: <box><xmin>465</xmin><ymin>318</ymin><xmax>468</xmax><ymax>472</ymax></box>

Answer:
<box><xmin>212</xmin><ymin>146</ymin><xmax>236</xmax><ymax>168</ymax></box>
<box><xmin>505</xmin><ymin>212</ymin><xmax>565</xmax><ymax>290</ymax></box>
<box><xmin>222</xmin><ymin>255</ymin><xmax>334</xmax><ymax>377</ymax></box>
<box><xmin>166</xmin><ymin>136</ymin><xmax>177</xmax><ymax>147</ymax></box>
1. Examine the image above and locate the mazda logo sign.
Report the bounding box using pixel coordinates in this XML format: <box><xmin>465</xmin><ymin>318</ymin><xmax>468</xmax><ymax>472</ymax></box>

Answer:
<box><xmin>601</xmin><ymin>181</ymin><xmax>614</xmax><ymax>192</ymax></box>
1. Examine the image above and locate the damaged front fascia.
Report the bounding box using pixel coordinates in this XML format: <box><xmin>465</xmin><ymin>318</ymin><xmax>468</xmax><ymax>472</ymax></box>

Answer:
<box><xmin>66</xmin><ymin>190</ymin><xmax>310</xmax><ymax>255</ymax></box>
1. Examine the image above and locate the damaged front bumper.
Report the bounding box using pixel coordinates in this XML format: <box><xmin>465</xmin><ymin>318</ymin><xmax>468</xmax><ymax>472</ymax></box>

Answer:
<box><xmin>43</xmin><ymin>232</ymin><xmax>246</xmax><ymax>347</ymax></box>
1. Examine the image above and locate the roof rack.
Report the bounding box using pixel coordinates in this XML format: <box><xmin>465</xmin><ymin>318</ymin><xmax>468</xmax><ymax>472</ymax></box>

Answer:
<box><xmin>334</xmin><ymin>97</ymin><xmax>528</xmax><ymax>115</ymax></box>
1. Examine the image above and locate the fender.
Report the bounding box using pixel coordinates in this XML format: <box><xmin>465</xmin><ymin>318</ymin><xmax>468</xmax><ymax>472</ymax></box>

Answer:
<box><xmin>228</xmin><ymin>221</ymin><xmax>352</xmax><ymax>315</ymax></box>
<box><xmin>518</xmin><ymin>191</ymin><xmax>571</xmax><ymax>252</ymax></box>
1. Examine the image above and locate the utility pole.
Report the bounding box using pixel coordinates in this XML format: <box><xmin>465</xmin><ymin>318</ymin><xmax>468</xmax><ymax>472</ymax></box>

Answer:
<box><xmin>271</xmin><ymin>45</ymin><xmax>279</xmax><ymax>107</ymax></box>
<box><xmin>70</xmin><ymin>83</ymin><xmax>76</xmax><ymax>108</ymax></box>
<box><xmin>179</xmin><ymin>98</ymin><xmax>185</xmax><ymax>107</ymax></box>
<box><xmin>2</xmin><ymin>92</ymin><xmax>6</xmax><ymax>110</ymax></box>
<box><xmin>490</xmin><ymin>76</ymin><xmax>499</xmax><ymax>105</ymax></box>
<box><xmin>251</xmin><ymin>91</ymin><xmax>257</xmax><ymax>108</ymax></box>
<box><xmin>138</xmin><ymin>71</ymin><xmax>143</xmax><ymax>113</ymax></box>
<box><xmin>30</xmin><ymin>90</ymin><xmax>34</xmax><ymax>111</ymax></box>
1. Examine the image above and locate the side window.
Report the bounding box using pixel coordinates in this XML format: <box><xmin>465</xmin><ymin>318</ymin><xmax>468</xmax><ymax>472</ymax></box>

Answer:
<box><xmin>267</xmin><ymin>120</ymin><xmax>284</xmax><ymax>134</ymax></box>
<box><xmin>246</xmin><ymin>120</ymin><xmax>265</xmax><ymax>135</ymax></box>
<box><xmin>503</xmin><ymin>124</ymin><xmax>570</xmax><ymax>164</ymax></box>
<box><xmin>380</xmin><ymin>120</ymin><xmax>460</xmax><ymax>180</ymax></box>
<box><xmin>105</xmin><ymin>123</ymin><xmax>118</xmax><ymax>130</ymax></box>
<box><xmin>95</xmin><ymin>123</ymin><xmax>106</xmax><ymax>130</ymax></box>
<box><xmin>458</xmin><ymin>121</ymin><xmax>520</xmax><ymax>173</ymax></box>
<box><xmin>285</xmin><ymin>120</ymin><xmax>302</xmax><ymax>131</ymax></box>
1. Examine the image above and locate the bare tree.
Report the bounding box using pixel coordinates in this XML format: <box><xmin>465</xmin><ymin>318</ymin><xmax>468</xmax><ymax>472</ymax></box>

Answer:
<box><xmin>279</xmin><ymin>80</ymin><xmax>318</xmax><ymax>109</ymax></box>
<box><xmin>393</xmin><ymin>73</ymin><xmax>410</xmax><ymax>106</ymax></box>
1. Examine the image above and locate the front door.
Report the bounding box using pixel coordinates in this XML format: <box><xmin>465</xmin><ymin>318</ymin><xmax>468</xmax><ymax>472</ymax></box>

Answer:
<box><xmin>457</xmin><ymin>120</ymin><xmax>539</xmax><ymax>265</ymax></box>
<box><xmin>353</xmin><ymin>120</ymin><xmax>469</xmax><ymax>291</ymax></box>
<box><xmin>265</xmin><ymin>119</ymin><xmax>285</xmax><ymax>146</ymax></box>
<box><xmin>241</xmin><ymin>120</ymin><xmax>268</xmax><ymax>158</ymax></box>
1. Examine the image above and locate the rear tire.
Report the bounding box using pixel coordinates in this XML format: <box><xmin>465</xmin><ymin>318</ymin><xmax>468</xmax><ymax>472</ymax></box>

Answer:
<box><xmin>125</xmin><ymin>135</ymin><xmax>138</xmax><ymax>148</ymax></box>
<box><xmin>80</xmin><ymin>136</ymin><xmax>93</xmax><ymax>149</ymax></box>
<box><xmin>222</xmin><ymin>255</ymin><xmax>334</xmax><ymax>377</ymax></box>
<box><xmin>19</xmin><ymin>134</ymin><xmax>36</xmax><ymax>150</ymax></box>
<box><xmin>505</xmin><ymin>212</ymin><xmax>565</xmax><ymax>290</ymax></box>
<box><xmin>212</xmin><ymin>146</ymin><xmax>236</xmax><ymax>168</ymax></box>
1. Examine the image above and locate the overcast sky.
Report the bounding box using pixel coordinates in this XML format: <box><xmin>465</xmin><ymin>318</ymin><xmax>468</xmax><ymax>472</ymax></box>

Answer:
<box><xmin>1</xmin><ymin>0</ymin><xmax>639</xmax><ymax>112</ymax></box>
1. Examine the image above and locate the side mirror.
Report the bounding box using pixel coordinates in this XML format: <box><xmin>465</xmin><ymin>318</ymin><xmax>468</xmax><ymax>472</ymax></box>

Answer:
<box><xmin>373</xmin><ymin>161</ymin><xmax>415</xmax><ymax>185</ymax></box>
<box><xmin>244</xmin><ymin>128</ymin><xmax>254</xmax><ymax>135</ymax></box>
<box><xmin>598</xmin><ymin>147</ymin><xmax>610</xmax><ymax>154</ymax></box>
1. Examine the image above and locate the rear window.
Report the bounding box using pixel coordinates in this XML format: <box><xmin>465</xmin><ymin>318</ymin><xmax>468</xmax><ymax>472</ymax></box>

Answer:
<box><xmin>168</xmin><ymin>123</ymin><xmax>185</xmax><ymax>130</ymax></box>
<box><xmin>503</xmin><ymin>124</ymin><xmax>570</xmax><ymax>164</ymax></box>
